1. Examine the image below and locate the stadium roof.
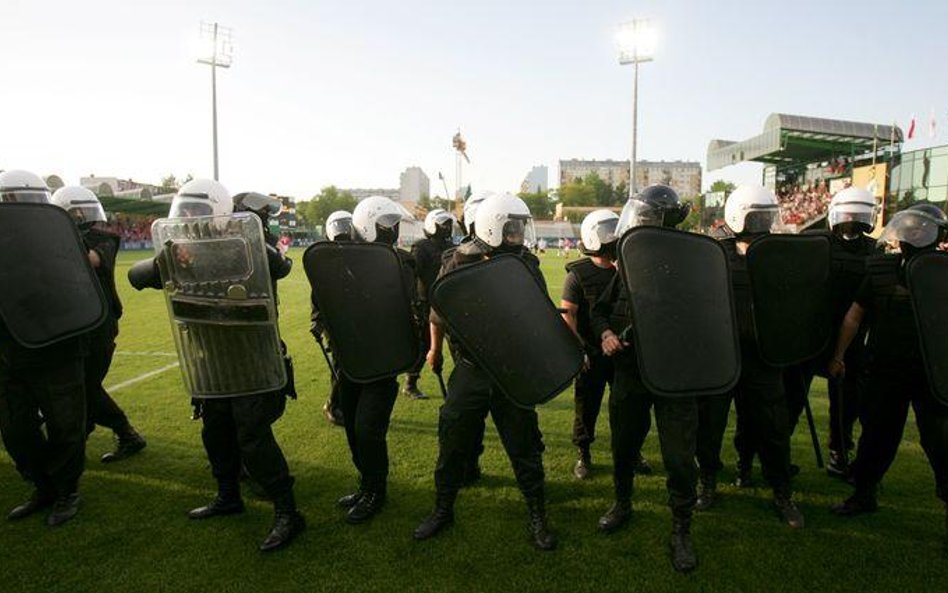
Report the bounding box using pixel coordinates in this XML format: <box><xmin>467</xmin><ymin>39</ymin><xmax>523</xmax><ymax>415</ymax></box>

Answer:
<box><xmin>707</xmin><ymin>113</ymin><xmax>903</xmax><ymax>172</ymax></box>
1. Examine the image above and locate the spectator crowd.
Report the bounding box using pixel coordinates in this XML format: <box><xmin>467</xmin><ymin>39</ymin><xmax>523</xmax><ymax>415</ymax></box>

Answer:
<box><xmin>777</xmin><ymin>181</ymin><xmax>835</xmax><ymax>227</ymax></box>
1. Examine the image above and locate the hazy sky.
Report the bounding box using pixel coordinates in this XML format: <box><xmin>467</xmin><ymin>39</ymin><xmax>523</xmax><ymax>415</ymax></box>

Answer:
<box><xmin>3</xmin><ymin>0</ymin><xmax>947</xmax><ymax>199</ymax></box>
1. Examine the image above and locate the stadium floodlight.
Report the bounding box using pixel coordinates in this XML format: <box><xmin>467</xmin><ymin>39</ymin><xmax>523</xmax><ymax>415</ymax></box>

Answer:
<box><xmin>615</xmin><ymin>19</ymin><xmax>656</xmax><ymax>197</ymax></box>
<box><xmin>196</xmin><ymin>22</ymin><xmax>234</xmax><ymax>181</ymax></box>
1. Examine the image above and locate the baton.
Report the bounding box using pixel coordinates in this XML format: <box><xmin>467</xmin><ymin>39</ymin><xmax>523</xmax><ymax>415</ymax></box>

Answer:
<box><xmin>802</xmin><ymin>397</ymin><xmax>824</xmax><ymax>469</ymax></box>
<box><xmin>314</xmin><ymin>335</ymin><xmax>338</xmax><ymax>383</ymax></box>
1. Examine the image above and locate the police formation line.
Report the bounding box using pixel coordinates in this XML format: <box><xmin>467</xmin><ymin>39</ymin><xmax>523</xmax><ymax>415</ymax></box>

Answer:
<box><xmin>0</xmin><ymin>170</ymin><xmax>946</xmax><ymax>573</ymax></box>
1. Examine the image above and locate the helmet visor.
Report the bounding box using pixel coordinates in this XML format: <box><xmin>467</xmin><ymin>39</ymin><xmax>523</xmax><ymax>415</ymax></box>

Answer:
<box><xmin>743</xmin><ymin>207</ymin><xmax>778</xmax><ymax>234</ymax></box>
<box><xmin>327</xmin><ymin>217</ymin><xmax>353</xmax><ymax>241</ymax></box>
<box><xmin>502</xmin><ymin>215</ymin><xmax>536</xmax><ymax>248</ymax></box>
<box><xmin>878</xmin><ymin>210</ymin><xmax>945</xmax><ymax>248</ymax></box>
<box><xmin>1</xmin><ymin>190</ymin><xmax>50</xmax><ymax>203</ymax></box>
<box><xmin>591</xmin><ymin>218</ymin><xmax>619</xmax><ymax>247</ymax></box>
<box><xmin>376</xmin><ymin>212</ymin><xmax>402</xmax><ymax>230</ymax></box>
<box><xmin>617</xmin><ymin>199</ymin><xmax>662</xmax><ymax>234</ymax></box>
<box><xmin>235</xmin><ymin>193</ymin><xmax>282</xmax><ymax>217</ymax></box>
<box><xmin>169</xmin><ymin>197</ymin><xmax>214</xmax><ymax>218</ymax></box>
<box><xmin>67</xmin><ymin>201</ymin><xmax>107</xmax><ymax>224</ymax></box>
<box><xmin>829</xmin><ymin>205</ymin><xmax>876</xmax><ymax>231</ymax></box>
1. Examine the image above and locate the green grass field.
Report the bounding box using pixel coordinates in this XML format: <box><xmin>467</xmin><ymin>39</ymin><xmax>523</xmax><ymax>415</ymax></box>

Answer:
<box><xmin>1</xmin><ymin>249</ymin><xmax>945</xmax><ymax>593</ymax></box>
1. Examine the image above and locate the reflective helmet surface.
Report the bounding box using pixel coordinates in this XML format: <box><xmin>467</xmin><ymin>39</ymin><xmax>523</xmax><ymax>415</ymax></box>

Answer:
<box><xmin>0</xmin><ymin>169</ymin><xmax>51</xmax><ymax>204</ymax></box>
<box><xmin>828</xmin><ymin>187</ymin><xmax>878</xmax><ymax>234</ymax></box>
<box><xmin>580</xmin><ymin>209</ymin><xmax>620</xmax><ymax>253</ymax></box>
<box><xmin>474</xmin><ymin>192</ymin><xmax>535</xmax><ymax>249</ymax></box>
<box><xmin>878</xmin><ymin>203</ymin><xmax>948</xmax><ymax>249</ymax></box>
<box><xmin>462</xmin><ymin>190</ymin><xmax>493</xmax><ymax>235</ymax></box>
<box><xmin>51</xmin><ymin>185</ymin><xmax>107</xmax><ymax>224</ymax></box>
<box><xmin>616</xmin><ymin>184</ymin><xmax>689</xmax><ymax>235</ymax></box>
<box><xmin>169</xmin><ymin>179</ymin><xmax>233</xmax><ymax>218</ymax></box>
<box><xmin>325</xmin><ymin>210</ymin><xmax>354</xmax><ymax>242</ymax></box>
<box><xmin>352</xmin><ymin>195</ymin><xmax>403</xmax><ymax>243</ymax></box>
<box><xmin>723</xmin><ymin>185</ymin><xmax>779</xmax><ymax>235</ymax></box>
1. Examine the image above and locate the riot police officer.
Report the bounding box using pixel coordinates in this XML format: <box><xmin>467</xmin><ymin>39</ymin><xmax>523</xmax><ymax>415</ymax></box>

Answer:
<box><xmin>404</xmin><ymin>208</ymin><xmax>458</xmax><ymax>400</ymax></box>
<box><xmin>331</xmin><ymin>196</ymin><xmax>419</xmax><ymax>524</ymax></box>
<box><xmin>591</xmin><ymin>185</ymin><xmax>703</xmax><ymax>572</ymax></box>
<box><xmin>829</xmin><ymin>204</ymin><xmax>948</xmax><ymax>545</ymax></box>
<box><xmin>710</xmin><ymin>185</ymin><xmax>805</xmax><ymax>528</ymax></box>
<box><xmin>129</xmin><ymin>179</ymin><xmax>303</xmax><ymax>552</ymax></box>
<box><xmin>784</xmin><ymin>187</ymin><xmax>879</xmax><ymax>477</ymax></box>
<box><xmin>50</xmin><ymin>186</ymin><xmax>147</xmax><ymax>463</ymax></box>
<box><xmin>560</xmin><ymin>209</ymin><xmax>619</xmax><ymax>480</ymax></box>
<box><xmin>312</xmin><ymin>210</ymin><xmax>353</xmax><ymax>427</ymax></box>
<box><xmin>0</xmin><ymin>170</ymin><xmax>88</xmax><ymax>526</ymax></box>
<box><xmin>414</xmin><ymin>192</ymin><xmax>557</xmax><ymax>551</ymax></box>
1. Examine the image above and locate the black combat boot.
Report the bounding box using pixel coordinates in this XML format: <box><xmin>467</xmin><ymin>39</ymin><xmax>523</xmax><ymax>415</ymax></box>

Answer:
<box><xmin>337</xmin><ymin>491</ymin><xmax>364</xmax><ymax>509</ymax></box>
<box><xmin>598</xmin><ymin>499</ymin><xmax>632</xmax><ymax>533</ymax></box>
<box><xmin>101</xmin><ymin>425</ymin><xmax>147</xmax><ymax>463</ymax></box>
<box><xmin>346</xmin><ymin>491</ymin><xmax>386</xmax><ymax>524</ymax></box>
<box><xmin>695</xmin><ymin>474</ymin><xmax>717</xmax><ymax>512</ymax></box>
<box><xmin>403</xmin><ymin>376</ymin><xmax>428</xmax><ymax>400</ymax></box>
<box><xmin>259</xmin><ymin>492</ymin><xmax>305</xmax><ymax>552</ymax></box>
<box><xmin>188</xmin><ymin>481</ymin><xmax>244</xmax><ymax>519</ymax></box>
<box><xmin>669</xmin><ymin>516</ymin><xmax>698</xmax><ymax>573</ymax></box>
<box><xmin>573</xmin><ymin>447</ymin><xmax>591</xmax><ymax>480</ymax></box>
<box><xmin>8</xmin><ymin>489</ymin><xmax>56</xmax><ymax>521</ymax></box>
<box><xmin>634</xmin><ymin>455</ymin><xmax>653</xmax><ymax>475</ymax></box>
<box><xmin>826</xmin><ymin>450</ymin><xmax>850</xmax><ymax>479</ymax></box>
<box><xmin>830</xmin><ymin>488</ymin><xmax>878</xmax><ymax>517</ymax></box>
<box><xmin>46</xmin><ymin>493</ymin><xmax>81</xmax><ymax>527</ymax></box>
<box><xmin>526</xmin><ymin>497</ymin><xmax>557</xmax><ymax>551</ymax></box>
<box><xmin>413</xmin><ymin>493</ymin><xmax>456</xmax><ymax>540</ymax></box>
<box><xmin>774</xmin><ymin>493</ymin><xmax>805</xmax><ymax>528</ymax></box>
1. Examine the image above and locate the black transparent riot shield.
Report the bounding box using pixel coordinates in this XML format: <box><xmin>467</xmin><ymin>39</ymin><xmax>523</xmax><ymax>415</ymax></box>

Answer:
<box><xmin>430</xmin><ymin>254</ymin><xmax>583</xmax><ymax>407</ymax></box>
<box><xmin>907</xmin><ymin>251</ymin><xmax>948</xmax><ymax>405</ymax></box>
<box><xmin>746</xmin><ymin>233</ymin><xmax>832</xmax><ymax>367</ymax></box>
<box><xmin>303</xmin><ymin>241</ymin><xmax>420</xmax><ymax>383</ymax></box>
<box><xmin>618</xmin><ymin>226</ymin><xmax>741</xmax><ymax>397</ymax></box>
<box><xmin>152</xmin><ymin>213</ymin><xmax>286</xmax><ymax>398</ymax></box>
<box><xmin>0</xmin><ymin>203</ymin><xmax>106</xmax><ymax>347</ymax></box>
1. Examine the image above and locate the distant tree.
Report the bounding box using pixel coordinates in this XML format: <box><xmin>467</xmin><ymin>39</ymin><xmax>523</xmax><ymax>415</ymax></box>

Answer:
<box><xmin>518</xmin><ymin>189</ymin><xmax>554</xmax><ymax>219</ymax></box>
<box><xmin>558</xmin><ymin>178</ymin><xmax>597</xmax><ymax>207</ymax></box>
<box><xmin>160</xmin><ymin>174</ymin><xmax>178</xmax><ymax>190</ymax></box>
<box><xmin>709</xmin><ymin>180</ymin><xmax>736</xmax><ymax>196</ymax></box>
<box><xmin>297</xmin><ymin>186</ymin><xmax>357</xmax><ymax>229</ymax></box>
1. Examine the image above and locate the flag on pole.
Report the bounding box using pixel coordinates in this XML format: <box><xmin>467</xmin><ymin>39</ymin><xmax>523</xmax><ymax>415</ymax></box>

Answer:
<box><xmin>908</xmin><ymin>114</ymin><xmax>917</xmax><ymax>140</ymax></box>
<box><xmin>929</xmin><ymin>108</ymin><xmax>937</xmax><ymax>139</ymax></box>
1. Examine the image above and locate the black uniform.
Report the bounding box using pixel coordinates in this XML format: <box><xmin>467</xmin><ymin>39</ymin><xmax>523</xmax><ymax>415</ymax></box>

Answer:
<box><xmin>198</xmin><ymin>237</ymin><xmax>296</xmax><ymax>502</ymax></box>
<box><xmin>784</xmin><ymin>232</ymin><xmax>876</xmax><ymax>456</ymax></box>
<box><xmin>846</xmin><ymin>254</ymin><xmax>948</xmax><ymax>503</ymax></box>
<box><xmin>0</xmin><ymin>326</ymin><xmax>87</xmax><ymax>500</ymax></box>
<box><xmin>430</xmin><ymin>244</ymin><xmax>548</xmax><ymax>501</ymax></box>
<box><xmin>406</xmin><ymin>234</ymin><xmax>452</xmax><ymax>386</ymax></box>
<box><xmin>82</xmin><ymin>228</ymin><xmax>135</xmax><ymax>436</ymax></box>
<box><xmin>324</xmin><ymin>248</ymin><xmax>419</xmax><ymax>496</ymax></box>
<box><xmin>561</xmin><ymin>258</ymin><xmax>615</xmax><ymax>453</ymax></box>
<box><xmin>719</xmin><ymin>238</ymin><xmax>793</xmax><ymax>498</ymax></box>
<box><xmin>591</xmin><ymin>271</ymin><xmax>705</xmax><ymax>519</ymax></box>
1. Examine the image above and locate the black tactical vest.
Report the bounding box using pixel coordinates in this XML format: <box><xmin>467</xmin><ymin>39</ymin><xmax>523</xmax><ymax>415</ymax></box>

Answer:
<box><xmin>864</xmin><ymin>254</ymin><xmax>921</xmax><ymax>371</ymax></box>
<box><xmin>565</xmin><ymin>257</ymin><xmax>615</xmax><ymax>349</ymax></box>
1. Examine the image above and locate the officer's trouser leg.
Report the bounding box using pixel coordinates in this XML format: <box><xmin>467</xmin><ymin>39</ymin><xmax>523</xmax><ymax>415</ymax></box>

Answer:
<box><xmin>231</xmin><ymin>393</ymin><xmax>294</xmax><ymax>499</ymax></box>
<box><xmin>746</xmin><ymin>373</ymin><xmax>792</xmax><ymax>496</ymax></box>
<box><xmin>654</xmin><ymin>396</ymin><xmax>698</xmax><ymax>520</ymax></box>
<box><xmin>828</xmin><ymin>368</ymin><xmax>863</xmax><ymax>453</ymax></box>
<box><xmin>85</xmin><ymin>322</ymin><xmax>130</xmax><ymax>434</ymax></box>
<box><xmin>337</xmin><ymin>375</ymin><xmax>363</xmax><ymax>475</ymax></box>
<box><xmin>850</xmin><ymin>374</ymin><xmax>910</xmax><ymax>492</ymax></box>
<box><xmin>572</xmin><ymin>355</ymin><xmax>610</xmax><ymax>450</ymax></box>
<box><xmin>201</xmin><ymin>399</ymin><xmax>241</xmax><ymax>491</ymax></box>
<box><xmin>909</xmin><ymin>382</ymin><xmax>948</xmax><ymax>505</ymax></box>
<box><xmin>350</xmin><ymin>378</ymin><xmax>398</xmax><ymax>493</ymax></box>
<box><xmin>434</xmin><ymin>361</ymin><xmax>490</xmax><ymax>496</ymax></box>
<box><xmin>732</xmin><ymin>385</ymin><xmax>755</xmax><ymax>470</ymax></box>
<box><xmin>782</xmin><ymin>364</ymin><xmax>812</xmax><ymax>437</ymax></box>
<box><xmin>696</xmin><ymin>394</ymin><xmax>731</xmax><ymax>479</ymax></box>
<box><xmin>609</xmin><ymin>360</ymin><xmax>651</xmax><ymax>499</ymax></box>
<box><xmin>490</xmin><ymin>391</ymin><xmax>546</xmax><ymax>500</ymax></box>
<box><xmin>406</xmin><ymin>303</ymin><xmax>431</xmax><ymax>384</ymax></box>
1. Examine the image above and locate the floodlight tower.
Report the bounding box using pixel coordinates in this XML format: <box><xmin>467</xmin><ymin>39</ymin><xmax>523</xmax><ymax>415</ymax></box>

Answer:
<box><xmin>197</xmin><ymin>22</ymin><xmax>234</xmax><ymax>181</ymax></box>
<box><xmin>615</xmin><ymin>19</ymin><xmax>657</xmax><ymax>198</ymax></box>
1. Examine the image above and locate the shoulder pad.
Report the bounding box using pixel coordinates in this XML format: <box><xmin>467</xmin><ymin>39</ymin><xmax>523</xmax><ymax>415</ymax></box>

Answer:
<box><xmin>565</xmin><ymin>257</ymin><xmax>595</xmax><ymax>274</ymax></box>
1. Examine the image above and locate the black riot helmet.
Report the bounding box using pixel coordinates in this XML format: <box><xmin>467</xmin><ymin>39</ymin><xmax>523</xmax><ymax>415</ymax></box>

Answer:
<box><xmin>879</xmin><ymin>202</ymin><xmax>948</xmax><ymax>258</ymax></box>
<box><xmin>616</xmin><ymin>184</ymin><xmax>690</xmax><ymax>235</ymax></box>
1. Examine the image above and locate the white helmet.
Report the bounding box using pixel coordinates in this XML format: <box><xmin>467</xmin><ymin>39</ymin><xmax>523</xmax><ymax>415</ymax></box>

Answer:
<box><xmin>724</xmin><ymin>185</ymin><xmax>779</xmax><ymax>235</ymax></box>
<box><xmin>352</xmin><ymin>195</ymin><xmax>403</xmax><ymax>243</ymax></box>
<box><xmin>0</xmin><ymin>169</ymin><xmax>51</xmax><ymax>204</ymax></box>
<box><xmin>51</xmin><ymin>186</ymin><xmax>107</xmax><ymax>225</ymax></box>
<box><xmin>463</xmin><ymin>190</ymin><xmax>494</xmax><ymax>235</ymax></box>
<box><xmin>169</xmin><ymin>178</ymin><xmax>232</xmax><ymax>218</ymax></box>
<box><xmin>474</xmin><ymin>192</ymin><xmax>534</xmax><ymax>249</ymax></box>
<box><xmin>828</xmin><ymin>187</ymin><xmax>878</xmax><ymax>234</ymax></box>
<box><xmin>580</xmin><ymin>209</ymin><xmax>620</xmax><ymax>253</ymax></box>
<box><xmin>423</xmin><ymin>208</ymin><xmax>459</xmax><ymax>238</ymax></box>
<box><xmin>325</xmin><ymin>210</ymin><xmax>353</xmax><ymax>241</ymax></box>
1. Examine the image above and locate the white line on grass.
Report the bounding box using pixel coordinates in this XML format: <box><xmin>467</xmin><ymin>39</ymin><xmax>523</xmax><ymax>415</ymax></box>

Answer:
<box><xmin>114</xmin><ymin>351</ymin><xmax>179</xmax><ymax>357</ymax></box>
<box><xmin>106</xmin><ymin>362</ymin><xmax>180</xmax><ymax>393</ymax></box>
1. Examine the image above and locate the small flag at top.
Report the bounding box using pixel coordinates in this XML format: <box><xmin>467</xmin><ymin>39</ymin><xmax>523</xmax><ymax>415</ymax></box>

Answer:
<box><xmin>908</xmin><ymin>114</ymin><xmax>917</xmax><ymax>140</ymax></box>
<box><xmin>929</xmin><ymin>109</ymin><xmax>937</xmax><ymax>139</ymax></box>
